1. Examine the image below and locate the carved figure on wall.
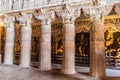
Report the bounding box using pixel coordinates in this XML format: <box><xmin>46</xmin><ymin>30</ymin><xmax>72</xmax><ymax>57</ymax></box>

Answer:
<box><xmin>79</xmin><ymin>32</ymin><xmax>88</xmax><ymax>56</ymax></box>
<box><xmin>57</xmin><ymin>39</ymin><xmax>63</xmax><ymax>54</ymax></box>
<box><xmin>75</xmin><ymin>32</ymin><xmax>89</xmax><ymax>56</ymax></box>
<box><xmin>105</xmin><ymin>23</ymin><xmax>120</xmax><ymax>56</ymax></box>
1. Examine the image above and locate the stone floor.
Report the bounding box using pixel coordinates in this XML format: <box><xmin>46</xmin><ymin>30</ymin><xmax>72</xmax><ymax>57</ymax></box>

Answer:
<box><xmin>0</xmin><ymin>64</ymin><xmax>120</xmax><ymax>80</ymax></box>
<box><xmin>0</xmin><ymin>65</ymin><xmax>98</xmax><ymax>80</ymax></box>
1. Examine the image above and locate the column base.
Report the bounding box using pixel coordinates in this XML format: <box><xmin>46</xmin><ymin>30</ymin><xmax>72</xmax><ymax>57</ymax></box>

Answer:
<box><xmin>4</xmin><ymin>62</ymin><xmax>13</xmax><ymax>65</ymax></box>
<box><xmin>61</xmin><ymin>69</ymin><xmax>76</xmax><ymax>74</ymax></box>
<box><xmin>39</xmin><ymin>67</ymin><xmax>51</xmax><ymax>71</ymax></box>
<box><xmin>19</xmin><ymin>64</ymin><xmax>30</xmax><ymax>67</ymax></box>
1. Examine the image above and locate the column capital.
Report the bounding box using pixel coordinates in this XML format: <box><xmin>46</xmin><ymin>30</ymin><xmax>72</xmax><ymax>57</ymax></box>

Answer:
<box><xmin>19</xmin><ymin>14</ymin><xmax>33</xmax><ymax>27</ymax></box>
<box><xmin>55</xmin><ymin>4</ymin><xmax>81</xmax><ymax>24</ymax></box>
<box><xmin>90</xmin><ymin>7</ymin><xmax>105</xmax><ymax>22</ymax></box>
<box><xmin>90</xmin><ymin>14</ymin><xmax>104</xmax><ymax>34</ymax></box>
<box><xmin>41</xmin><ymin>18</ymin><xmax>51</xmax><ymax>25</ymax></box>
<box><xmin>4</xmin><ymin>16</ymin><xmax>15</xmax><ymax>28</ymax></box>
<box><xmin>62</xmin><ymin>9</ymin><xmax>75</xmax><ymax>24</ymax></box>
<box><xmin>34</xmin><ymin>9</ymin><xmax>55</xmax><ymax>21</ymax></box>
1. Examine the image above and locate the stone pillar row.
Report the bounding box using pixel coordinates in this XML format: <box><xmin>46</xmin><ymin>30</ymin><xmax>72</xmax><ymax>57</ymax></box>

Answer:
<box><xmin>3</xmin><ymin>13</ymin><xmax>76</xmax><ymax>74</ymax></box>
<box><xmin>2</xmin><ymin>10</ymin><xmax>106</xmax><ymax>80</ymax></box>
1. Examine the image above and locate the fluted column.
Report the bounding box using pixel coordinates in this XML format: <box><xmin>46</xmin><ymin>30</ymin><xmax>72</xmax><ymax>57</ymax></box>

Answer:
<box><xmin>90</xmin><ymin>14</ymin><xmax>106</xmax><ymax>79</ymax></box>
<box><xmin>62</xmin><ymin>13</ymin><xmax>76</xmax><ymax>74</ymax></box>
<box><xmin>20</xmin><ymin>15</ymin><xmax>32</xmax><ymax>67</ymax></box>
<box><xmin>39</xmin><ymin>18</ymin><xmax>51</xmax><ymax>70</ymax></box>
<box><xmin>4</xmin><ymin>17</ymin><xmax>15</xmax><ymax>65</ymax></box>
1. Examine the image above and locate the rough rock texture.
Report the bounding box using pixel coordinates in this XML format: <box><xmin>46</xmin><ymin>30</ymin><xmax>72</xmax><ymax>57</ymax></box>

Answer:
<box><xmin>0</xmin><ymin>65</ymin><xmax>98</xmax><ymax>80</ymax></box>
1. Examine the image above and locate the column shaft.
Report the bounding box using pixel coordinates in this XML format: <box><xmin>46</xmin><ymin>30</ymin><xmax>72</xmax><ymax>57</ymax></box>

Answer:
<box><xmin>62</xmin><ymin>23</ymin><xmax>76</xmax><ymax>74</ymax></box>
<box><xmin>90</xmin><ymin>15</ymin><xmax>106</xmax><ymax>79</ymax></box>
<box><xmin>40</xmin><ymin>21</ymin><xmax>51</xmax><ymax>70</ymax></box>
<box><xmin>4</xmin><ymin>27</ymin><xmax>14</xmax><ymax>65</ymax></box>
<box><xmin>20</xmin><ymin>26</ymin><xmax>32</xmax><ymax>67</ymax></box>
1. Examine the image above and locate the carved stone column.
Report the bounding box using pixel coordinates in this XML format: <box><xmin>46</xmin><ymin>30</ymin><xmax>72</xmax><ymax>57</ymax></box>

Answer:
<box><xmin>4</xmin><ymin>17</ymin><xmax>15</xmax><ymax>65</ymax></box>
<box><xmin>90</xmin><ymin>14</ymin><xmax>106</xmax><ymax>79</ymax></box>
<box><xmin>40</xmin><ymin>18</ymin><xmax>51</xmax><ymax>70</ymax></box>
<box><xmin>20</xmin><ymin>15</ymin><xmax>32</xmax><ymax>67</ymax></box>
<box><xmin>34</xmin><ymin>10</ymin><xmax>54</xmax><ymax>70</ymax></box>
<box><xmin>62</xmin><ymin>11</ymin><xmax>76</xmax><ymax>74</ymax></box>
